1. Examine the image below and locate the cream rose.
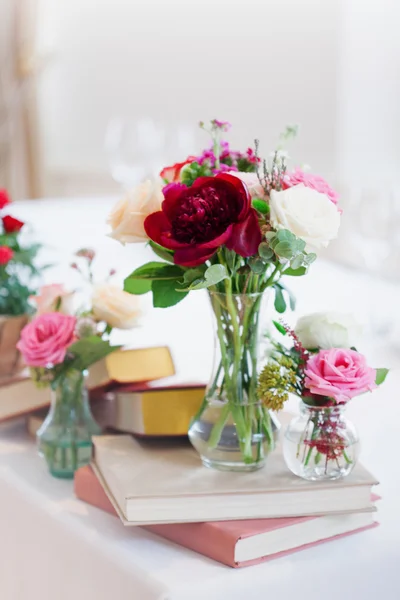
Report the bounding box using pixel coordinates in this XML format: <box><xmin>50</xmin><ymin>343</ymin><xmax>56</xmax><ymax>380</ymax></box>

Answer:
<box><xmin>269</xmin><ymin>184</ymin><xmax>340</xmax><ymax>252</ymax></box>
<box><xmin>227</xmin><ymin>171</ymin><xmax>267</xmax><ymax>199</ymax></box>
<box><xmin>295</xmin><ymin>312</ymin><xmax>361</xmax><ymax>350</ymax></box>
<box><xmin>30</xmin><ymin>284</ymin><xmax>75</xmax><ymax>315</ymax></box>
<box><xmin>92</xmin><ymin>284</ymin><xmax>141</xmax><ymax>329</ymax></box>
<box><xmin>107</xmin><ymin>179</ymin><xmax>163</xmax><ymax>244</ymax></box>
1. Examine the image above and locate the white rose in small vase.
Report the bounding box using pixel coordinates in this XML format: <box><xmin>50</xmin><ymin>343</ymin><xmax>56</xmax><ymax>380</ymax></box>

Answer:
<box><xmin>107</xmin><ymin>179</ymin><xmax>163</xmax><ymax>244</ymax></box>
<box><xmin>269</xmin><ymin>184</ymin><xmax>340</xmax><ymax>252</ymax></box>
<box><xmin>92</xmin><ymin>284</ymin><xmax>141</xmax><ymax>329</ymax></box>
<box><xmin>295</xmin><ymin>312</ymin><xmax>361</xmax><ymax>350</ymax></box>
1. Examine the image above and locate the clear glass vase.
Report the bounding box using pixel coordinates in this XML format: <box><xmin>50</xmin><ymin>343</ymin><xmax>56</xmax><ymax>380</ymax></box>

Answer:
<box><xmin>188</xmin><ymin>291</ymin><xmax>279</xmax><ymax>472</ymax></box>
<box><xmin>283</xmin><ymin>402</ymin><xmax>360</xmax><ymax>481</ymax></box>
<box><xmin>37</xmin><ymin>369</ymin><xmax>102</xmax><ymax>479</ymax></box>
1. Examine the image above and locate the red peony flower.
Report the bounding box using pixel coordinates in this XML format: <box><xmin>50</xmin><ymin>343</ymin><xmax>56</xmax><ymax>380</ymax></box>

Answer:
<box><xmin>0</xmin><ymin>246</ymin><xmax>14</xmax><ymax>265</ymax></box>
<box><xmin>0</xmin><ymin>189</ymin><xmax>11</xmax><ymax>210</ymax></box>
<box><xmin>160</xmin><ymin>156</ymin><xmax>196</xmax><ymax>183</ymax></box>
<box><xmin>144</xmin><ymin>174</ymin><xmax>262</xmax><ymax>267</ymax></box>
<box><xmin>2</xmin><ymin>215</ymin><xmax>24</xmax><ymax>233</ymax></box>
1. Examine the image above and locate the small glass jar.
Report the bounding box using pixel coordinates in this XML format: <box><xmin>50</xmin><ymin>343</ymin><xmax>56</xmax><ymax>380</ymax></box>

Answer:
<box><xmin>283</xmin><ymin>402</ymin><xmax>360</xmax><ymax>481</ymax></box>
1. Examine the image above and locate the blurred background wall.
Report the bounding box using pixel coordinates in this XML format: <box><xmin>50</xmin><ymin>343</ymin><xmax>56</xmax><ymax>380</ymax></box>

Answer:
<box><xmin>1</xmin><ymin>0</ymin><xmax>399</xmax><ymax>277</ymax></box>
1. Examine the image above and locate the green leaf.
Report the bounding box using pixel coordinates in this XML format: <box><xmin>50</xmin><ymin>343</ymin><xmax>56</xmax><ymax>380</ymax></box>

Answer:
<box><xmin>283</xmin><ymin>267</ymin><xmax>307</xmax><ymax>276</ymax></box>
<box><xmin>273</xmin><ymin>241</ymin><xmax>293</xmax><ymax>259</ymax></box>
<box><xmin>68</xmin><ymin>337</ymin><xmax>120</xmax><ymax>371</ymax></box>
<box><xmin>276</xmin><ymin>229</ymin><xmax>296</xmax><ymax>243</ymax></box>
<box><xmin>152</xmin><ymin>279</ymin><xmax>188</xmax><ymax>308</ymax></box>
<box><xmin>265</xmin><ymin>232</ymin><xmax>276</xmax><ymax>242</ymax></box>
<box><xmin>375</xmin><ymin>368</ymin><xmax>389</xmax><ymax>385</ymax></box>
<box><xmin>124</xmin><ymin>278</ymin><xmax>152</xmax><ymax>295</ymax></box>
<box><xmin>183</xmin><ymin>267</ymin><xmax>207</xmax><ymax>285</ymax></box>
<box><xmin>258</xmin><ymin>242</ymin><xmax>274</xmax><ymax>260</ymax></box>
<box><xmin>304</xmin><ymin>252</ymin><xmax>317</xmax><ymax>265</ymax></box>
<box><xmin>274</xmin><ymin>286</ymin><xmax>287</xmax><ymax>313</ymax></box>
<box><xmin>252</xmin><ymin>198</ymin><xmax>270</xmax><ymax>214</ymax></box>
<box><xmin>127</xmin><ymin>261</ymin><xmax>184</xmax><ymax>280</ymax></box>
<box><xmin>148</xmin><ymin>241</ymin><xmax>175</xmax><ymax>264</ymax></box>
<box><xmin>272</xmin><ymin>320</ymin><xmax>287</xmax><ymax>335</ymax></box>
<box><xmin>179</xmin><ymin>264</ymin><xmax>229</xmax><ymax>291</ymax></box>
<box><xmin>248</xmin><ymin>257</ymin><xmax>265</xmax><ymax>274</ymax></box>
<box><xmin>290</xmin><ymin>254</ymin><xmax>305</xmax><ymax>270</ymax></box>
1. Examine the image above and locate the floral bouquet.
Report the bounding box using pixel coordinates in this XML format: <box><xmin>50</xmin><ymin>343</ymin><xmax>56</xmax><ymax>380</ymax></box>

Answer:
<box><xmin>258</xmin><ymin>313</ymin><xmax>388</xmax><ymax>480</ymax></box>
<box><xmin>0</xmin><ymin>189</ymin><xmax>42</xmax><ymax>316</ymax></box>
<box><xmin>17</xmin><ymin>249</ymin><xmax>141</xmax><ymax>478</ymax></box>
<box><xmin>108</xmin><ymin>119</ymin><xmax>341</xmax><ymax>471</ymax></box>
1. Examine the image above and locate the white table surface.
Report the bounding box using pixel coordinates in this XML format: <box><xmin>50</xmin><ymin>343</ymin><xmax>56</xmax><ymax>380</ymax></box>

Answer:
<box><xmin>1</xmin><ymin>196</ymin><xmax>400</xmax><ymax>599</ymax></box>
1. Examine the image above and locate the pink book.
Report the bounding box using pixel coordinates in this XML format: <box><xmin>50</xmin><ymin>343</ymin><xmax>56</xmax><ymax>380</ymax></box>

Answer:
<box><xmin>74</xmin><ymin>466</ymin><xmax>378</xmax><ymax>568</ymax></box>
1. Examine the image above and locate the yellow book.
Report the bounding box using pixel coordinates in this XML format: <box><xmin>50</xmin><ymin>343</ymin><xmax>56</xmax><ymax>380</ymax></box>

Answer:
<box><xmin>95</xmin><ymin>384</ymin><xmax>206</xmax><ymax>436</ymax></box>
<box><xmin>86</xmin><ymin>346</ymin><xmax>175</xmax><ymax>390</ymax></box>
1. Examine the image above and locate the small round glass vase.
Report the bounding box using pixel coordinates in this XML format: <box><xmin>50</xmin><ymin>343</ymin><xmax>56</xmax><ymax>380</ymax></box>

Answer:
<box><xmin>283</xmin><ymin>402</ymin><xmax>360</xmax><ymax>481</ymax></box>
<box><xmin>37</xmin><ymin>369</ymin><xmax>101</xmax><ymax>479</ymax></box>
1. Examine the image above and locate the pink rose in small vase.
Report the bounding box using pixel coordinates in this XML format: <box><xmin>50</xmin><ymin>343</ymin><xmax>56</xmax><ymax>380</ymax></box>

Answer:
<box><xmin>17</xmin><ymin>312</ymin><xmax>77</xmax><ymax>367</ymax></box>
<box><xmin>283</xmin><ymin>168</ymin><xmax>339</xmax><ymax>206</ymax></box>
<box><xmin>304</xmin><ymin>348</ymin><xmax>377</xmax><ymax>403</ymax></box>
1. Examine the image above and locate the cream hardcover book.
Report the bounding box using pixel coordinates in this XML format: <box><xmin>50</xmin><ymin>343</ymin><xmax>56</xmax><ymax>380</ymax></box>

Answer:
<box><xmin>91</xmin><ymin>435</ymin><xmax>378</xmax><ymax>525</ymax></box>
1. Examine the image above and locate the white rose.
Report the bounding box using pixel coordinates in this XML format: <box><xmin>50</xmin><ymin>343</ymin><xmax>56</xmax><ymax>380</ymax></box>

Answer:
<box><xmin>295</xmin><ymin>312</ymin><xmax>361</xmax><ymax>349</ymax></box>
<box><xmin>107</xmin><ymin>179</ymin><xmax>163</xmax><ymax>244</ymax></box>
<box><xmin>269</xmin><ymin>184</ymin><xmax>340</xmax><ymax>252</ymax></box>
<box><xmin>92</xmin><ymin>284</ymin><xmax>141</xmax><ymax>330</ymax></box>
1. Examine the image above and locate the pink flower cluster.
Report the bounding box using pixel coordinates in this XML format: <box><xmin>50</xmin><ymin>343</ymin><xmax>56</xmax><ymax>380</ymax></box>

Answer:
<box><xmin>283</xmin><ymin>168</ymin><xmax>339</xmax><ymax>206</ymax></box>
<box><xmin>17</xmin><ymin>312</ymin><xmax>77</xmax><ymax>367</ymax></box>
<box><xmin>304</xmin><ymin>348</ymin><xmax>377</xmax><ymax>403</ymax></box>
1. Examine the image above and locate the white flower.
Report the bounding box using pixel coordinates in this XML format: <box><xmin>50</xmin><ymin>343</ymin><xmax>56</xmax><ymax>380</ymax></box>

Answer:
<box><xmin>269</xmin><ymin>184</ymin><xmax>340</xmax><ymax>252</ymax></box>
<box><xmin>92</xmin><ymin>284</ymin><xmax>141</xmax><ymax>330</ymax></box>
<box><xmin>107</xmin><ymin>179</ymin><xmax>163</xmax><ymax>244</ymax></box>
<box><xmin>295</xmin><ymin>312</ymin><xmax>361</xmax><ymax>350</ymax></box>
<box><xmin>227</xmin><ymin>171</ymin><xmax>267</xmax><ymax>199</ymax></box>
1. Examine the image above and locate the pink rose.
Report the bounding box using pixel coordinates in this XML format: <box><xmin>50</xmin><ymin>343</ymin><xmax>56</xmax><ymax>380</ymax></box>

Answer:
<box><xmin>304</xmin><ymin>348</ymin><xmax>377</xmax><ymax>403</ymax></box>
<box><xmin>283</xmin><ymin>168</ymin><xmax>339</xmax><ymax>206</ymax></box>
<box><xmin>30</xmin><ymin>284</ymin><xmax>74</xmax><ymax>315</ymax></box>
<box><xmin>17</xmin><ymin>312</ymin><xmax>77</xmax><ymax>367</ymax></box>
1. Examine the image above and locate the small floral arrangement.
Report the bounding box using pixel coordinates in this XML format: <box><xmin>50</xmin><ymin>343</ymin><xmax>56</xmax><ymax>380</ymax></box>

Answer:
<box><xmin>107</xmin><ymin>119</ymin><xmax>343</xmax><ymax>471</ymax></box>
<box><xmin>0</xmin><ymin>189</ymin><xmax>42</xmax><ymax>315</ymax></box>
<box><xmin>17</xmin><ymin>248</ymin><xmax>141</xmax><ymax>388</ymax></box>
<box><xmin>258</xmin><ymin>313</ymin><xmax>388</xmax><ymax>478</ymax></box>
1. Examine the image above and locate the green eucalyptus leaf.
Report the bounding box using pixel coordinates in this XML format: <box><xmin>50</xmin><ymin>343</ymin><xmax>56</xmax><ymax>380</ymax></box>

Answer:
<box><xmin>276</xmin><ymin>229</ymin><xmax>296</xmax><ymax>243</ymax></box>
<box><xmin>290</xmin><ymin>254</ymin><xmax>305</xmax><ymax>270</ymax></box>
<box><xmin>152</xmin><ymin>279</ymin><xmax>188</xmax><ymax>308</ymax></box>
<box><xmin>252</xmin><ymin>198</ymin><xmax>270</xmax><ymax>214</ymax></box>
<box><xmin>265</xmin><ymin>231</ymin><xmax>276</xmax><ymax>242</ymax></box>
<box><xmin>375</xmin><ymin>368</ymin><xmax>389</xmax><ymax>385</ymax></box>
<box><xmin>248</xmin><ymin>257</ymin><xmax>265</xmax><ymax>274</ymax></box>
<box><xmin>258</xmin><ymin>242</ymin><xmax>274</xmax><ymax>260</ymax></box>
<box><xmin>273</xmin><ymin>241</ymin><xmax>293</xmax><ymax>259</ymax></box>
<box><xmin>179</xmin><ymin>264</ymin><xmax>229</xmax><ymax>291</ymax></box>
<box><xmin>304</xmin><ymin>252</ymin><xmax>317</xmax><ymax>265</ymax></box>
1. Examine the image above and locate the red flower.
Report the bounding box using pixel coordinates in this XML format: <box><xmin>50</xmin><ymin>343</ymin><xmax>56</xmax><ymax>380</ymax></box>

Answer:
<box><xmin>2</xmin><ymin>215</ymin><xmax>24</xmax><ymax>233</ymax></box>
<box><xmin>160</xmin><ymin>157</ymin><xmax>196</xmax><ymax>183</ymax></box>
<box><xmin>0</xmin><ymin>189</ymin><xmax>11</xmax><ymax>210</ymax></box>
<box><xmin>0</xmin><ymin>246</ymin><xmax>13</xmax><ymax>265</ymax></box>
<box><xmin>144</xmin><ymin>174</ymin><xmax>262</xmax><ymax>267</ymax></box>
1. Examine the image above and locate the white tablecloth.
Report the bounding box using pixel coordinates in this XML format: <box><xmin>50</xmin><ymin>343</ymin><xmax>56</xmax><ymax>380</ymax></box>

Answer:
<box><xmin>1</xmin><ymin>197</ymin><xmax>400</xmax><ymax>599</ymax></box>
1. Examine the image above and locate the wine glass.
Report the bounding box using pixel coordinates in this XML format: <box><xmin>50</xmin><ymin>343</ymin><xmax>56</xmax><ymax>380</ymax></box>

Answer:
<box><xmin>104</xmin><ymin>117</ymin><xmax>166</xmax><ymax>189</ymax></box>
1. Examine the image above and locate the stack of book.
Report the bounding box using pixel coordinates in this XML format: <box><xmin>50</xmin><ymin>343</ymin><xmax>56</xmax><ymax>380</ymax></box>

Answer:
<box><xmin>74</xmin><ymin>432</ymin><xmax>379</xmax><ymax>568</ymax></box>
